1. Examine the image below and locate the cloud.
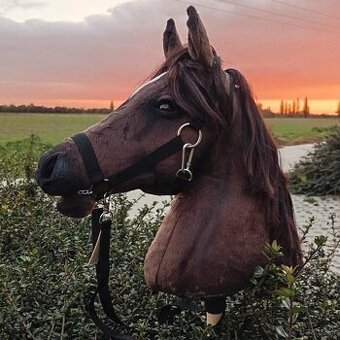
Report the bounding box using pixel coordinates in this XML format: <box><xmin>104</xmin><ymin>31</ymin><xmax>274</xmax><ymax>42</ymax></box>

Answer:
<box><xmin>0</xmin><ymin>0</ymin><xmax>45</xmax><ymax>15</ymax></box>
<box><xmin>0</xmin><ymin>0</ymin><xmax>339</xmax><ymax>107</ymax></box>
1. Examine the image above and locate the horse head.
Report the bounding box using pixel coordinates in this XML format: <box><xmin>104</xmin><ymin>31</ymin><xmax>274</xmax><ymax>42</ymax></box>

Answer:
<box><xmin>37</xmin><ymin>6</ymin><xmax>302</xmax><ymax>302</ymax></box>
<box><xmin>37</xmin><ymin>6</ymin><xmax>230</xmax><ymax>218</ymax></box>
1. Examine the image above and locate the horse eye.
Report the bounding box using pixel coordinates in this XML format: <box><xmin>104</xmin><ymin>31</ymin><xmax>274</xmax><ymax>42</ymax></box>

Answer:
<box><xmin>159</xmin><ymin>101</ymin><xmax>174</xmax><ymax>112</ymax></box>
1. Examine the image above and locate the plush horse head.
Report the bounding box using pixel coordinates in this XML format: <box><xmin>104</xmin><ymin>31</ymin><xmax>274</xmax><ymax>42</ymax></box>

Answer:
<box><xmin>37</xmin><ymin>5</ymin><xmax>302</xmax><ymax>313</ymax></box>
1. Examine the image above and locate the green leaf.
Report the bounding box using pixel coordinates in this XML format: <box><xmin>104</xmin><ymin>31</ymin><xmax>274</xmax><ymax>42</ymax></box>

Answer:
<box><xmin>322</xmin><ymin>299</ymin><xmax>333</xmax><ymax>308</ymax></box>
<box><xmin>253</xmin><ymin>266</ymin><xmax>264</xmax><ymax>278</ymax></box>
<box><xmin>271</xmin><ymin>240</ymin><xmax>281</xmax><ymax>252</ymax></box>
<box><xmin>281</xmin><ymin>265</ymin><xmax>296</xmax><ymax>283</ymax></box>
<box><xmin>276</xmin><ymin>326</ymin><xmax>289</xmax><ymax>338</ymax></box>
<box><xmin>292</xmin><ymin>305</ymin><xmax>306</xmax><ymax>314</ymax></box>
<box><xmin>314</xmin><ymin>235</ymin><xmax>327</xmax><ymax>247</ymax></box>
<box><xmin>291</xmin><ymin>313</ymin><xmax>299</xmax><ymax>323</ymax></box>
<box><xmin>286</xmin><ymin>272</ymin><xmax>295</xmax><ymax>284</ymax></box>
<box><xmin>281</xmin><ymin>298</ymin><xmax>290</xmax><ymax>310</ymax></box>
<box><xmin>250</xmin><ymin>278</ymin><xmax>257</xmax><ymax>285</ymax></box>
<box><xmin>274</xmin><ymin>288</ymin><xmax>295</xmax><ymax>298</ymax></box>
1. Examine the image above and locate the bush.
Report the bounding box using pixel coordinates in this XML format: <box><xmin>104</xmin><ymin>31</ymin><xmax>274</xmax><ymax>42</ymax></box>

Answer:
<box><xmin>0</xmin><ymin>137</ymin><xmax>339</xmax><ymax>339</ymax></box>
<box><xmin>0</xmin><ymin>135</ymin><xmax>51</xmax><ymax>180</ymax></box>
<box><xmin>289</xmin><ymin>126</ymin><xmax>340</xmax><ymax>196</ymax></box>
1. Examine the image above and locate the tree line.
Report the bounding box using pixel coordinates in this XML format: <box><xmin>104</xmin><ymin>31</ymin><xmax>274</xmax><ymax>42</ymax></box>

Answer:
<box><xmin>258</xmin><ymin>98</ymin><xmax>340</xmax><ymax>118</ymax></box>
<box><xmin>0</xmin><ymin>103</ymin><xmax>112</xmax><ymax>114</ymax></box>
<box><xmin>1</xmin><ymin>100</ymin><xmax>339</xmax><ymax>117</ymax></box>
<box><xmin>279</xmin><ymin>97</ymin><xmax>309</xmax><ymax>118</ymax></box>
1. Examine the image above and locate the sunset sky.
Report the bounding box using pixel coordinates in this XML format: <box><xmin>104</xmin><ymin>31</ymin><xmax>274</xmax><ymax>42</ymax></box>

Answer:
<box><xmin>0</xmin><ymin>0</ymin><xmax>339</xmax><ymax>114</ymax></box>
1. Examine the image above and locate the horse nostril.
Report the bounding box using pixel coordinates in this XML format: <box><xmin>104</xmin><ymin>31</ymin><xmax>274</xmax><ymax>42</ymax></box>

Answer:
<box><xmin>37</xmin><ymin>150</ymin><xmax>80</xmax><ymax>196</ymax></box>
<box><xmin>41</xmin><ymin>154</ymin><xmax>60</xmax><ymax>180</ymax></box>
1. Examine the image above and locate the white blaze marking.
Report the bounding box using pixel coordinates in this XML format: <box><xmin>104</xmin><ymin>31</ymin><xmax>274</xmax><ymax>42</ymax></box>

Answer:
<box><xmin>129</xmin><ymin>71</ymin><xmax>168</xmax><ymax>98</ymax></box>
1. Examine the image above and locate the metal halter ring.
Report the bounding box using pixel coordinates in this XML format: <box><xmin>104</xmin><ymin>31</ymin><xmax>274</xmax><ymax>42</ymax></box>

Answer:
<box><xmin>177</xmin><ymin>123</ymin><xmax>202</xmax><ymax>148</ymax></box>
<box><xmin>176</xmin><ymin>123</ymin><xmax>202</xmax><ymax>182</ymax></box>
<box><xmin>176</xmin><ymin>168</ymin><xmax>193</xmax><ymax>182</ymax></box>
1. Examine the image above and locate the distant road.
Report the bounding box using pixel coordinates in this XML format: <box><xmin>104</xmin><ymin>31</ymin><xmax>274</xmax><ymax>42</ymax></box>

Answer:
<box><xmin>278</xmin><ymin>143</ymin><xmax>315</xmax><ymax>172</ymax></box>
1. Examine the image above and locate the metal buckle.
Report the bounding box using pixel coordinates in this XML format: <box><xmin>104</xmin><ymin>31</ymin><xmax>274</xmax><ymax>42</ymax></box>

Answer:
<box><xmin>99</xmin><ymin>192</ymin><xmax>112</xmax><ymax>224</ymax></box>
<box><xmin>77</xmin><ymin>179</ymin><xmax>109</xmax><ymax>196</ymax></box>
<box><xmin>176</xmin><ymin>123</ymin><xmax>202</xmax><ymax>182</ymax></box>
<box><xmin>77</xmin><ymin>188</ymin><xmax>93</xmax><ymax>195</ymax></box>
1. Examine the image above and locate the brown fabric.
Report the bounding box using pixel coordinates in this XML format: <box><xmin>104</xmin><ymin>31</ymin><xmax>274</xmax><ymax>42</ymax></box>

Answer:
<box><xmin>144</xmin><ymin>172</ymin><xmax>269</xmax><ymax>298</ymax></box>
<box><xmin>187</xmin><ymin>6</ymin><xmax>214</xmax><ymax>69</ymax></box>
<box><xmin>163</xmin><ymin>18</ymin><xmax>182</xmax><ymax>59</ymax></box>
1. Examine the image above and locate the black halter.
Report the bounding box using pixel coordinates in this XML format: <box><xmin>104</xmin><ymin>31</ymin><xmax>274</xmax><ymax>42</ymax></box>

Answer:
<box><xmin>71</xmin><ymin>124</ymin><xmax>202</xmax><ymax>199</ymax></box>
<box><xmin>70</xmin><ymin>123</ymin><xmax>202</xmax><ymax>339</ymax></box>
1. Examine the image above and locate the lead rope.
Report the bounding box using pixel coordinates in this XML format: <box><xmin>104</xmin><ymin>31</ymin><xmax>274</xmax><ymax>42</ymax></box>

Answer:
<box><xmin>87</xmin><ymin>194</ymin><xmax>209</xmax><ymax>339</ymax></box>
<box><xmin>86</xmin><ymin>206</ymin><xmax>134</xmax><ymax>340</ymax></box>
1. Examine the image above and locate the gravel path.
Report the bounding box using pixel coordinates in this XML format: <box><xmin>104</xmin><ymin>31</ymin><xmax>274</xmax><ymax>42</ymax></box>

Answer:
<box><xmin>292</xmin><ymin>195</ymin><xmax>339</xmax><ymax>272</ymax></box>
<box><xmin>279</xmin><ymin>144</ymin><xmax>339</xmax><ymax>272</ymax></box>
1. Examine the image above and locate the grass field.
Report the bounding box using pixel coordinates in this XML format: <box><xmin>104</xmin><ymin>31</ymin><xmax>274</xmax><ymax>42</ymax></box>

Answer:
<box><xmin>266</xmin><ymin>117</ymin><xmax>339</xmax><ymax>145</ymax></box>
<box><xmin>0</xmin><ymin>113</ymin><xmax>338</xmax><ymax>146</ymax></box>
<box><xmin>0</xmin><ymin>113</ymin><xmax>105</xmax><ymax>145</ymax></box>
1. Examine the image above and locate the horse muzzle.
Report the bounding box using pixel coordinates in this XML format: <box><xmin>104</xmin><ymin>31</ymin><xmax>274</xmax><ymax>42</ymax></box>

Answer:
<box><xmin>36</xmin><ymin>142</ymin><xmax>90</xmax><ymax>197</ymax></box>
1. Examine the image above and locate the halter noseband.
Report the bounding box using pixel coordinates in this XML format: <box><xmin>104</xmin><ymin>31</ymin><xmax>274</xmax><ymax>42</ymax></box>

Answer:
<box><xmin>71</xmin><ymin>122</ymin><xmax>202</xmax><ymax>200</ymax></box>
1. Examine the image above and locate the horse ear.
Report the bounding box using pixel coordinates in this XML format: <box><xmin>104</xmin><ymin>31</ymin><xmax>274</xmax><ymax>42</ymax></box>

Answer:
<box><xmin>186</xmin><ymin>6</ymin><xmax>214</xmax><ymax>68</ymax></box>
<box><xmin>163</xmin><ymin>18</ymin><xmax>182</xmax><ymax>59</ymax></box>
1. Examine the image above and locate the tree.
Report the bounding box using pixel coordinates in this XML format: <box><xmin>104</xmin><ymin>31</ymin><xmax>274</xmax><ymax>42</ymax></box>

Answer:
<box><xmin>280</xmin><ymin>100</ymin><xmax>284</xmax><ymax>115</ymax></box>
<box><xmin>303</xmin><ymin>97</ymin><xmax>310</xmax><ymax>118</ymax></box>
<box><xmin>110</xmin><ymin>100</ymin><xmax>114</xmax><ymax>111</ymax></box>
<box><xmin>292</xmin><ymin>100</ymin><xmax>296</xmax><ymax>115</ymax></box>
<box><xmin>337</xmin><ymin>101</ymin><xmax>340</xmax><ymax>117</ymax></box>
<box><xmin>296</xmin><ymin>97</ymin><xmax>300</xmax><ymax>113</ymax></box>
<box><xmin>284</xmin><ymin>101</ymin><xmax>288</xmax><ymax>115</ymax></box>
<box><xmin>256</xmin><ymin>101</ymin><xmax>263</xmax><ymax>111</ymax></box>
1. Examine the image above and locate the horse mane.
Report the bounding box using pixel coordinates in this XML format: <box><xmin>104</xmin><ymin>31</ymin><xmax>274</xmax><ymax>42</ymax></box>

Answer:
<box><xmin>153</xmin><ymin>47</ymin><xmax>302</xmax><ymax>267</ymax></box>
<box><xmin>226</xmin><ymin>69</ymin><xmax>302</xmax><ymax>267</ymax></box>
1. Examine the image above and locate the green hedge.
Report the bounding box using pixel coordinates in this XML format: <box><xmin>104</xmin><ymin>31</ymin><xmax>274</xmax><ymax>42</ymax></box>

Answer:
<box><xmin>289</xmin><ymin>126</ymin><xmax>340</xmax><ymax>196</ymax></box>
<box><xmin>0</xmin><ymin>137</ymin><xmax>339</xmax><ymax>339</ymax></box>
<box><xmin>0</xmin><ymin>135</ymin><xmax>51</xmax><ymax>180</ymax></box>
